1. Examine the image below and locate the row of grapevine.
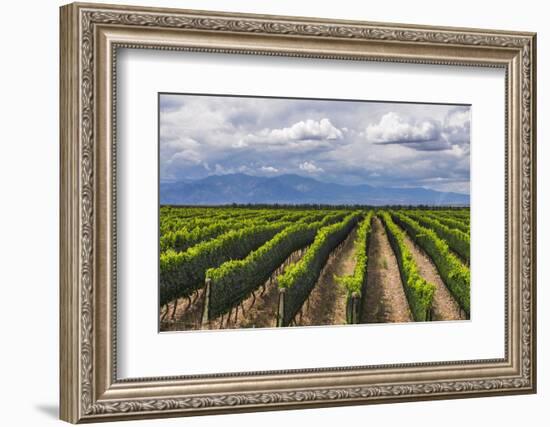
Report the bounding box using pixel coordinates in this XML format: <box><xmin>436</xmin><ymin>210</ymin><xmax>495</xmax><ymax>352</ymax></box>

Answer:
<box><xmin>159</xmin><ymin>208</ymin><xmax>334</xmax><ymax>237</ymax></box>
<box><xmin>334</xmin><ymin>211</ymin><xmax>374</xmax><ymax>324</ymax></box>
<box><xmin>159</xmin><ymin>221</ymin><xmax>289</xmax><ymax>306</ymax></box>
<box><xmin>277</xmin><ymin>212</ymin><xmax>361</xmax><ymax>326</ymax></box>
<box><xmin>160</xmin><ymin>218</ymin><xmax>245</xmax><ymax>253</ymax></box>
<box><xmin>390</xmin><ymin>211</ymin><xmax>470</xmax><ymax>314</ymax></box>
<box><xmin>204</xmin><ymin>213</ymin><xmax>345</xmax><ymax>320</ymax></box>
<box><xmin>440</xmin><ymin>210</ymin><xmax>470</xmax><ymax>222</ymax></box>
<box><xmin>425</xmin><ymin>211</ymin><xmax>470</xmax><ymax>234</ymax></box>
<box><xmin>160</xmin><ymin>206</ymin><xmax>266</xmax><ymax>218</ymax></box>
<box><xmin>160</xmin><ymin>209</ymin><xmax>282</xmax><ymax>236</ymax></box>
<box><xmin>403</xmin><ymin>211</ymin><xmax>470</xmax><ymax>263</ymax></box>
<box><xmin>160</xmin><ymin>210</ymin><xmax>313</xmax><ymax>253</ymax></box>
<box><xmin>445</xmin><ymin>209</ymin><xmax>469</xmax><ymax>216</ymax></box>
<box><xmin>379</xmin><ymin>211</ymin><xmax>435</xmax><ymax>321</ymax></box>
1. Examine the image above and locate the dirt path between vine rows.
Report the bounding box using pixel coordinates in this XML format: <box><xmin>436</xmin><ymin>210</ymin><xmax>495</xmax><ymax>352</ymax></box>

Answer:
<box><xmin>294</xmin><ymin>227</ymin><xmax>358</xmax><ymax>327</ymax></box>
<box><xmin>224</xmin><ymin>246</ymin><xmax>309</xmax><ymax>329</ymax></box>
<box><xmin>159</xmin><ymin>289</ymin><xmax>205</xmax><ymax>332</ymax></box>
<box><xmin>401</xmin><ymin>233</ymin><xmax>467</xmax><ymax>321</ymax></box>
<box><xmin>159</xmin><ymin>246</ymin><xmax>310</xmax><ymax>331</ymax></box>
<box><xmin>361</xmin><ymin>217</ymin><xmax>413</xmax><ymax>323</ymax></box>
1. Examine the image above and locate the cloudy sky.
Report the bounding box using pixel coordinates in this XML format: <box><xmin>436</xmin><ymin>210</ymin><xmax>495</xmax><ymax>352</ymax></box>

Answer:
<box><xmin>159</xmin><ymin>94</ymin><xmax>471</xmax><ymax>194</ymax></box>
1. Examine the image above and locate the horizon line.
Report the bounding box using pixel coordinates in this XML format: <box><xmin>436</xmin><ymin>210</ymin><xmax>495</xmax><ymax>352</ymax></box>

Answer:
<box><xmin>160</xmin><ymin>172</ymin><xmax>471</xmax><ymax>196</ymax></box>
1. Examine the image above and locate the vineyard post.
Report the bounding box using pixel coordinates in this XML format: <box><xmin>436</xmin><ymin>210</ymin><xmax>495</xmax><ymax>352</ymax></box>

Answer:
<box><xmin>276</xmin><ymin>288</ymin><xmax>286</xmax><ymax>327</ymax></box>
<box><xmin>350</xmin><ymin>292</ymin><xmax>360</xmax><ymax>324</ymax></box>
<box><xmin>201</xmin><ymin>278</ymin><xmax>212</xmax><ymax>328</ymax></box>
<box><xmin>426</xmin><ymin>306</ymin><xmax>433</xmax><ymax>321</ymax></box>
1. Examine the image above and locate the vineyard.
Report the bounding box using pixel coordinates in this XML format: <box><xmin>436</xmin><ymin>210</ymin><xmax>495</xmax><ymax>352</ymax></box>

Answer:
<box><xmin>159</xmin><ymin>206</ymin><xmax>470</xmax><ymax>331</ymax></box>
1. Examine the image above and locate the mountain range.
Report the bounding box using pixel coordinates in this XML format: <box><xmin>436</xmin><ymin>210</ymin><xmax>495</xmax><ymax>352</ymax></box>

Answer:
<box><xmin>160</xmin><ymin>173</ymin><xmax>469</xmax><ymax>206</ymax></box>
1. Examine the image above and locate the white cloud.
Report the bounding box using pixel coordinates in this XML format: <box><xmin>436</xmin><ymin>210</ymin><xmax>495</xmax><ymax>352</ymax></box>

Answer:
<box><xmin>243</xmin><ymin>118</ymin><xmax>343</xmax><ymax>147</ymax></box>
<box><xmin>299</xmin><ymin>161</ymin><xmax>324</xmax><ymax>174</ymax></box>
<box><xmin>160</xmin><ymin>136</ymin><xmax>202</xmax><ymax>167</ymax></box>
<box><xmin>442</xmin><ymin>107</ymin><xmax>471</xmax><ymax>145</ymax></box>
<box><xmin>161</xmin><ymin>136</ymin><xmax>199</xmax><ymax>153</ymax></box>
<box><xmin>171</xmin><ymin>150</ymin><xmax>201</xmax><ymax>165</ymax></box>
<box><xmin>260</xmin><ymin>166</ymin><xmax>279</xmax><ymax>173</ymax></box>
<box><xmin>445</xmin><ymin>108</ymin><xmax>470</xmax><ymax>128</ymax></box>
<box><xmin>365</xmin><ymin>112</ymin><xmax>441</xmax><ymax>144</ymax></box>
<box><xmin>232</xmin><ymin>140</ymin><xmax>248</xmax><ymax>148</ymax></box>
<box><xmin>213</xmin><ymin>164</ymin><xmax>253</xmax><ymax>175</ymax></box>
<box><xmin>214</xmin><ymin>164</ymin><xmax>226</xmax><ymax>174</ymax></box>
<box><xmin>364</xmin><ymin>109</ymin><xmax>470</xmax><ymax>152</ymax></box>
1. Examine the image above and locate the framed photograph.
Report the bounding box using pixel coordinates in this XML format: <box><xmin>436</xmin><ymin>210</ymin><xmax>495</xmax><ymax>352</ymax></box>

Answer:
<box><xmin>60</xmin><ymin>2</ymin><xmax>537</xmax><ymax>423</ymax></box>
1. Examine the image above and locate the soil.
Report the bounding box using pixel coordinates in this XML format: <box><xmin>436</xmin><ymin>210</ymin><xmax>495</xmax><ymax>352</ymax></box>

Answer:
<box><xmin>219</xmin><ymin>246</ymin><xmax>308</xmax><ymax>329</ymax></box>
<box><xmin>159</xmin><ymin>246</ymin><xmax>308</xmax><ymax>331</ymax></box>
<box><xmin>159</xmin><ymin>289</ymin><xmax>205</xmax><ymax>332</ymax></box>
<box><xmin>402</xmin><ymin>233</ymin><xmax>467</xmax><ymax>321</ymax></box>
<box><xmin>294</xmin><ymin>227</ymin><xmax>358</xmax><ymax>327</ymax></box>
<box><xmin>361</xmin><ymin>217</ymin><xmax>413</xmax><ymax>323</ymax></box>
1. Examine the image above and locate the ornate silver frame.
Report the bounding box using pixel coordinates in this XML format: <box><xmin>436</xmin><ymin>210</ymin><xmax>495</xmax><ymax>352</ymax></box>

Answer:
<box><xmin>59</xmin><ymin>2</ymin><xmax>537</xmax><ymax>423</ymax></box>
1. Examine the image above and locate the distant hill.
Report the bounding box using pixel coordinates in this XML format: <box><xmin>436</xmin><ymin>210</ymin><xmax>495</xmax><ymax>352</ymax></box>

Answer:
<box><xmin>160</xmin><ymin>173</ymin><xmax>469</xmax><ymax>206</ymax></box>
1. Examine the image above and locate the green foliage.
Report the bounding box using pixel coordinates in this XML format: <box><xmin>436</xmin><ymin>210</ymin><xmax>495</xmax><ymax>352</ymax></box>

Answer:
<box><xmin>158</xmin><ymin>206</ymin><xmax>470</xmax><ymax>326</ymax></box>
<box><xmin>334</xmin><ymin>211</ymin><xmax>374</xmax><ymax>297</ymax></box>
<box><xmin>404</xmin><ymin>211</ymin><xmax>470</xmax><ymax>263</ymax></box>
<box><xmin>391</xmin><ymin>211</ymin><xmax>470</xmax><ymax>315</ymax></box>
<box><xmin>379</xmin><ymin>211</ymin><xmax>436</xmax><ymax>321</ymax></box>
<box><xmin>160</xmin><ymin>220</ymin><xmax>243</xmax><ymax>253</ymax></box>
<box><xmin>159</xmin><ymin>208</ymin><xmax>303</xmax><ymax>236</ymax></box>
<box><xmin>159</xmin><ymin>209</ymin><xmax>341</xmax><ymax>248</ymax></box>
<box><xmin>439</xmin><ymin>209</ymin><xmax>470</xmax><ymax>224</ymax></box>
<box><xmin>160</xmin><ymin>208</ymin><xmax>258</xmax><ymax>235</ymax></box>
<box><xmin>205</xmin><ymin>213</ymin><xmax>346</xmax><ymax>318</ymax></box>
<box><xmin>425</xmin><ymin>211</ymin><xmax>470</xmax><ymax>234</ymax></box>
<box><xmin>333</xmin><ymin>211</ymin><xmax>374</xmax><ymax>324</ymax></box>
<box><xmin>159</xmin><ymin>222</ymin><xmax>287</xmax><ymax>306</ymax></box>
<box><xmin>278</xmin><ymin>212</ymin><xmax>361</xmax><ymax>325</ymax></box>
